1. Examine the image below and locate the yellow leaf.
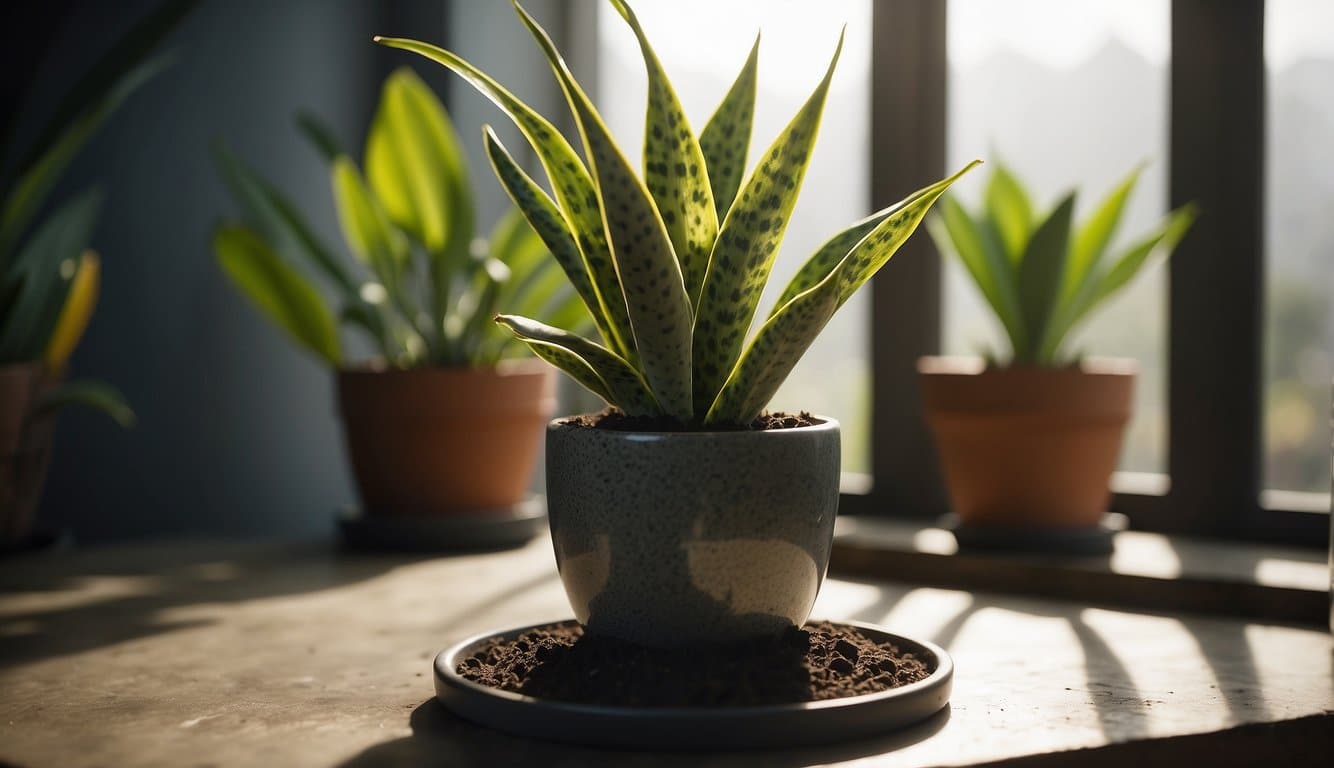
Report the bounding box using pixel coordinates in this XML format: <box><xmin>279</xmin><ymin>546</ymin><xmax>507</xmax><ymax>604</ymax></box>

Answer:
<box><xmin>43</xmin><ymin>250</ymin><xmax>100</xmax><ymax>375</ymax></box>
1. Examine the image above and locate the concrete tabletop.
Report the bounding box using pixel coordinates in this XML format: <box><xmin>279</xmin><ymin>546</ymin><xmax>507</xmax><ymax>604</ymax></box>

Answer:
<box><xmin>1</xmin><ymin>538</ymin><xmax>1330</xmax><ymax>766</ymax></box>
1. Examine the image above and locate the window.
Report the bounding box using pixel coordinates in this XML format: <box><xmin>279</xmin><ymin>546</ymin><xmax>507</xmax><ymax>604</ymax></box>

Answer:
<box><xmin>596</xmin><ymin>0</ymin><xmax>874</xmax><ymax>473</ymax></box>
<box><xmin>585</xmin><ymin>0</ymin><xmax>1328</xmax><ymax>544</ymax></box>
<box><xmin>1264</xmin><ymin>0</ymin><xmax>1334</xmax><ymax>501</ymax></box>
<box><xmin>866</xmin><ymin>0</ymin><xmax>1326</xmax><ymax>544</ymax></box>
<box><xmin>944</xmin><ymin>0</ymin><xmax>1171</xmax><ymax>475</ymax></box>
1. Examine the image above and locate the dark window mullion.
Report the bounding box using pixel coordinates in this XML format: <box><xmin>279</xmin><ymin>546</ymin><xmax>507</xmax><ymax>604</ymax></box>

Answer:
<box><xmin>865</xmin><ymin>0</ymin><xmax>949</xmax><ymax>519</ymax></box>
<box><xmin>1164</xmin><ymin>0</ymin><xmax>1266</xmax><ymax>536</ymax></box>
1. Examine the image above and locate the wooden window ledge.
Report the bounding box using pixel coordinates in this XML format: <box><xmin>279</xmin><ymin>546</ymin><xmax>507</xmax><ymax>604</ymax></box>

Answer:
<box><xmin>831</xmin><ymin>516</ymin><xmax>1330</xmax><ymax>626</ymax></box>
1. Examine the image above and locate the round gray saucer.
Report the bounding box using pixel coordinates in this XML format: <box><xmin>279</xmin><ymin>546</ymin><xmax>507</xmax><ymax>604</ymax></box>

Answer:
<box><xmin>432</xmin><ymin>619</ymin><xmax>953</xmax><ymax>749</ymax></box>
<box><xmin>338</xmin><ymin>497</ymin><xmax>546</xmax><ymax>553</ymax></box>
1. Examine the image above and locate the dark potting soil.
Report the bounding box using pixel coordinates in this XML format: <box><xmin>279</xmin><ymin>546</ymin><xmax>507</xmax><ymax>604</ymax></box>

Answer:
<box><xmin>566</xmin><ymin>410</ymin><xmax>820</xmax><ymax>433</ymax></box>
<box><xmin>456</xmin><ymin>622</ymin><xmax>931</xmax><ymax>708</ymax></box>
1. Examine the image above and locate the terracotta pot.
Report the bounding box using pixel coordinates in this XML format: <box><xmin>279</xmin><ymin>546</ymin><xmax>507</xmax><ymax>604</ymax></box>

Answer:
<box><xmin>337</xmin><ymin>359</ymin><xmax>556</xmax><ymax>517</ymax></box>
<box><xmin>919</xmin><ymin>356</ymin><xmax>1135</xmax><ymax>529</ymax></box>
<box><xmin>0</xmin><ymin>363</ymin><xmax>57</xmax><ymax>543</ymax></box>
<box><xmin>545</xmin><ymin>416</ymin><xmax>841</xmax><ymax>648</ymax></box>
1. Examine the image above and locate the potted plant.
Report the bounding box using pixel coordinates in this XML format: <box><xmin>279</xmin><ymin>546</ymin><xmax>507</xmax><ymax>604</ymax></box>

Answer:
<box><xmin>923</xmin><ymin>162</ymin><xmax>1196</xmax><ymax>540</ymax></box>
<box><xmin>378</xmin><ymin>0</ymin><xmax>977</xmax><ymax>647</ymax></box>
<box><xmin>212</xmin><ymin>69</ymin><xmax>591</xmax><ymax>521</ymax></box>
<box><xmin>0</xmin><ymin>0</ymin><xmax>196</xmax><ymax>546</ymax></box>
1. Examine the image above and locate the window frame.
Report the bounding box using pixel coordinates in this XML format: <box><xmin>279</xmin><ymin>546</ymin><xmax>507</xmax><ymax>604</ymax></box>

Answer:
<box><xmin>851</xmin><ymin>0</ymin><xmax>1328</xmax><ymax>547</ymax></box>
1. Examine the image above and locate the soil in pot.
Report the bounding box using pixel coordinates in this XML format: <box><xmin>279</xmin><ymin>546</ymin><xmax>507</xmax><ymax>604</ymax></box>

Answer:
<box><xmin>566</xmin><ymin>409</ymin><xmax>819</xmax><ymax>432</ymax></box>
<box><xmin>457</xmin><ymin>621</ymin><xmax>929</xmax><ymax>707</ymax></box>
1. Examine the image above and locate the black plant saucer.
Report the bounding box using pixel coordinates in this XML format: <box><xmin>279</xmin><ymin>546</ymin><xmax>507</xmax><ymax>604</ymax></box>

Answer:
<box><xmin>431</xmin><ymin>619</ymin><xmax>953</xmax><ymax>749</ymax></box>
<box><xmin>941</xmin><ymin>512</ymin><xmax>1128</xmax><ymax>557</ymax></box>
<box><xmin>337</xmin><ymin>496</ymin><xmax>546</xmax><ymax>554</ymax></box>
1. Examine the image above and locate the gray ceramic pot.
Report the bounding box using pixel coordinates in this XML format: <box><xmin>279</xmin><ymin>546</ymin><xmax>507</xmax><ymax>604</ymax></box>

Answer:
<box><xmin>545</xmin><ymin>415</ymin><xmax>841</xmax><ymax>648</ymax></box>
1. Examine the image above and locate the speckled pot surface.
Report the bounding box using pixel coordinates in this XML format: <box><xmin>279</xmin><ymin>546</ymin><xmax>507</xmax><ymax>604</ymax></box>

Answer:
<box><xmin>545</xmin><ymin>415</ymin><xmax>841</xmax><ymax>648</ymax></box>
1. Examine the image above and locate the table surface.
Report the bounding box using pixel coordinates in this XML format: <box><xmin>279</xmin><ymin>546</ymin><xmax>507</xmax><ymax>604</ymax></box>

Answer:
<box><xmin>1</xmin><ymin>537</ymin><xmax>1331</xmax><ymax>767</ymax></box>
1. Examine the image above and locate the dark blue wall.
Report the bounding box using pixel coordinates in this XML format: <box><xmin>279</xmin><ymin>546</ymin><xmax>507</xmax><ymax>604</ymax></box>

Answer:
<box><xmin>36</xmin><ymin>0</ymin><xmax>448</xmax><ymax>540</ymax></box>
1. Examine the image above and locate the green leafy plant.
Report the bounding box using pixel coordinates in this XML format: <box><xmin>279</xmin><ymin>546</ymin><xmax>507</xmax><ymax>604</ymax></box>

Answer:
<box><xmin>929</xmin><ymin>162</ymin><xmax>1197</xmax><ymax>367</ymax></box>
<box><xmin>213</xmin><ymin>68</ymin><xmax>590</xmax><ymax>369</ymax></box>
<box><xmin>376</xmin><ymin>0</ymin><xmax>978</xmax><ymax>426</ymax></box>
<box><xmin>0</xmin><ymin>0</ymin><xmax>196</xmax><ymax>424</ymax></box>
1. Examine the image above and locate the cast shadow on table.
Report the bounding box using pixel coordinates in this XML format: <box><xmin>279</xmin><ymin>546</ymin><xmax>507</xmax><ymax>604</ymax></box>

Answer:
<box><xmin>0</xmin><ymin>541</ymin><xmax>422</xmax><ymax>670</ymax></box>
<box><xmin>337</xmin><ymin>698</ymin><xmax>951</xmax><ymax>768</ymax></box>
<box><xmin>919</xmin><ymin>588</ymin><xmax>1271</xmax><ymax>742</ymax></box>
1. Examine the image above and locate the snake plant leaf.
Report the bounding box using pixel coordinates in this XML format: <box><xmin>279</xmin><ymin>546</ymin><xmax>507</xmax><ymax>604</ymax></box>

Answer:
<box><xmin>364</xmin><ymin>67</ymin><xmax>475</xmax><ymax>324</ymax></box>
<box><xmin>515</xmin><ymin>3</ymin><xmax>695</xmax><ymax>419</ymax></box>
<box><xmin>330</xmin><ymin>157</ymin><xmax>408</xmax><ymax>278</ymax></box>
<box><xmin>496</xmin><ymin>314</ymin><xmax>660</xmax><ymax>415</ymax></box>
<box><xmin>692</xmin><ymin>30</ymin><xmax>843</xmax><ymax>415</ymax></box>
<box><xmin>483</xmin><ymin>127</ymin><xmax>619</xmax><ymax>351</ymax></box>
<box><xmin>35</xmin><ymin>378</ymin><xmax>135</xmax><ymax>428</ymax></box>
<box><xmin>1089</xmin><ymin>204</ymin><xmax>1198</xmax><ymax>314</ymax></box>
<box><xmin>213</xmin><ymin>224</ymin><xmax>341</xmax><ymax>365</ymax></box>
<box><xmin>707</xmin><ymin>161</ymin><xmax>979</xmax><ymax>424</ymax></box>
<box><xmin>608</xmin><ymin>0</ymin><xmax>719</xmax><ymax>309</ymax></box>
<box><xmin>1065</xmin><ymin>164</ymin><xmax>1143</xmax><ymax>304</ymax></box>
<box><xmin>831</xmin><ymin>162</ymin><xmax>983</xmax><ymax>306</ymax></box>
<box><xmin>927</xmin><ymin>194</ymin><xmax>1026</xmax><ymax>356</ymax></box>
<box><xmin>985</xmin><ymin>162</ymin><xmax>1035</xmax><ymax>264</ymax></box>
<box><xmin>770</xmin><ymin>208</ymin><xmax>895</xmax><ymax>318</ymax></box>
<box><xmin>0</xmin><ymin>188</ymin><xmax>102</xmax><ymax>363</ymax></box>
<box><xmin>699</xmin><ymin>34</ymin><xmax>760</xmax><ymax>222</ymax></box>
<box><xmin>0</xmin><ymin>56</ymin><xmax>169</xmax><ymax>266</ymax></box>
<box><xmin>212</xmin><ymin>143</ymin><xmax>360</xmax><ymax>299</ymax></box>
<box><xmin>1041</xmin><ymin>203</ymin><xmax>1197</xmax><ymax>362</ymax></box>
<box><xmin>296</xmin><ymin>110</ymin><xmax>347</xmax><ymax>164</ymax></box>
<box><xmin>1017</xmin><ymin>193</ymin><xmax>1075</xmax><ymax>363</ymax></box>
<box><xmin>372</xmin><ymin>35</ymin><xmax>636</xmax><ymax>365</ymax></box>
<box><xmin>704</xmin><ymin>278</ymin><xmax>839</xmax><ymax>425</ymax></box>
<box><xmin>43</xmin><ymin>251</ymin><xmax>100</xmax><ymax>375</ymax></box>
<box><xmin>524</xmin><ymin>338</ymin><xmax>616</xmax><ymax>405</ymax></box>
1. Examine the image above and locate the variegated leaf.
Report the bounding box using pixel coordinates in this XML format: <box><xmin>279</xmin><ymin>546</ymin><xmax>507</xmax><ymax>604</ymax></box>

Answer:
<box><xmin>373</xmin><ymin>35</ymin><xmax>636</xmax><ymax>364</ymax></box>
<box><xmin>608</xmin><ymin>0</ymin><xmax>718</xmax><ymax>308</ymax></box>
<box><xmin>704</xmin><ymin>279</ymin><xmax>838</xmax><ymax>426</ymax></box>
<box><xmin>699</xmin><ymin>34</ymin><xmax>759</xmax><ymax>222</ymax></box>
<box><xmin>706</xmin><ymin>161</ymin><xmax>979</xmax><ymax>425</ymax></box>
<box><xmin>483</xmin><ymin>127</ymin><xmax>619</xmax><ymax>352</ymax></box>
<box><xmin>769</xmin><ymin>208</ymin><xmax>890</xmax><ymax>318</ymax></box>
<box><xmin>832</xmin><ymin>161</ymin><xmax>984</xmax><ymax>305</ymax></box>
<box><xmin>515</xmin><ymin>4</ymin><xmax>695</xmax><ymax>419</ymax></box>
<box><xmin>692</xmin><ymin>31</ymin><xmax>844</xmax><ymax>415</ymax></box>
<box><xmin>524</xmin><ymin>339</ymin><xmax>615</xmax><ymax>405</ymax></box>
<box><xmin>496</xmin><ymin>314</ymin><xmax>660</xmax><ymax>416</ymax></box>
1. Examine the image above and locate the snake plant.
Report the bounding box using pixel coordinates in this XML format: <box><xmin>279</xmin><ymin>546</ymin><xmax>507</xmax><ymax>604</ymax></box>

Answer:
<box><xmin>929</xmin><ymin>162</ymin><xmax>1198</xmax><ymax>367</ymax></box>
<box><xmin>0</xmin><ymin>0</ymin><xmax>195</xmax><ymax>426</ymax></box>
<box><xmin>213</xmin><ymin>68</ymin><xmax>590</xmax><ymax>369</ymax></box>
<box><xmin>377</xmin><ymin>0</ymin><xmax>977</xmax><ymax>426</ymax></box>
